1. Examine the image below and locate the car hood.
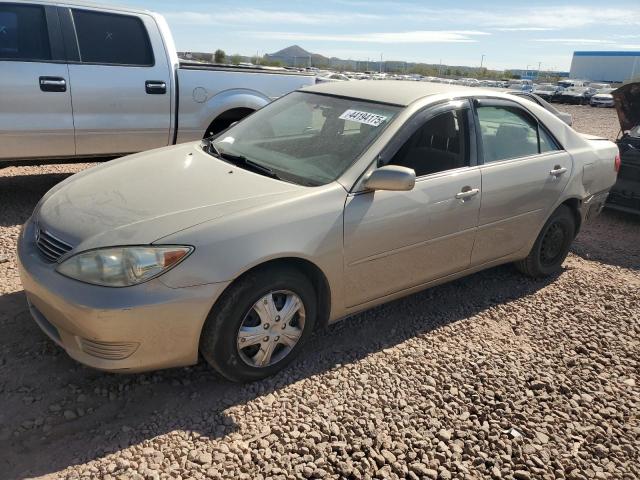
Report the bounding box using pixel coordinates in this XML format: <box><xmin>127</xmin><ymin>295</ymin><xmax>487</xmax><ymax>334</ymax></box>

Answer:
<box><xmin>36</xmin><ymin>142</ymin><xmax>306</xmax><ymax>252</ymax></box>
<box><xmin>613</xmin><ymin>82</ymin><xmax>640</xmax><ymax>132</ymax></box>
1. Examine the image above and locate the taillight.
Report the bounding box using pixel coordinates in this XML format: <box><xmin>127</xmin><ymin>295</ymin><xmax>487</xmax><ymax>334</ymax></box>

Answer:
<box><xmin>614</xmin><ymin>153</ymin><xmax>621</xmax><ymax>173</ymax></box>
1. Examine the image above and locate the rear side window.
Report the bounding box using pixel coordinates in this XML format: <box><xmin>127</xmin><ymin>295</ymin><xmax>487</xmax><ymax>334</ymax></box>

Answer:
<box><xmin>72</xmin><ymin>9</ymin><xmax>153</xmax><ymax>66</ymax></box>
<box><xmin>0</xmin><ymin>4</ymin><xmax>51</xmax><ymax>61</ymax></box>
<box><xmin>477</xmin><ymin>106</ymin><xmax>559</xmax><ymax>163</ymax></box>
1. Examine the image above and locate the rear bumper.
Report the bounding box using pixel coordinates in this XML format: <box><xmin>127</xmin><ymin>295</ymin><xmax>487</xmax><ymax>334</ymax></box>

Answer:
<box><xmin>18</xmin><ymin>218</ymin><xmax>230</xmax><ymax>373</ymax></box>
<box><xmin>607</xmin><ymin>180</ymin><xmax>640</xmax><ymax>214</ymax></box>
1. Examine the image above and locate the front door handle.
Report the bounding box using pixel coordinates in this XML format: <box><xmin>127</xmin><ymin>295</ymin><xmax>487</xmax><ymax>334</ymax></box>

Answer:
<box><xmin>39</xmin><ymin>76</ymin><xmax>66</xmax><ymax>92</ymax></box>
<box><xmin>145</xmin><ymin>80</ymin><xmax>167</xmax><ymax>94</ymax></box>
<box><xmin>455</xmin><ymin>187</ymin><xmax>480</xmax><ymax>200</ymax></box>
<box><xmin>550</xmin><ymin>166</ymin><xmax>568</xmax><ymax>177</ymax></box>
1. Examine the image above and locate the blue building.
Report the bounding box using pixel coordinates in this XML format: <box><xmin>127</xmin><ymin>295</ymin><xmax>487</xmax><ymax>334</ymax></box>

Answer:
<box><xmin>570</xmin><ymin>51</ymin><xmax>640</xmax><ymax>83</ymax></box>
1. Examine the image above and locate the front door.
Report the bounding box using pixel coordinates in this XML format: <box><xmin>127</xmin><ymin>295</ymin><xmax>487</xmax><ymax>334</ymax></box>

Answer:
<box><xmin>0</xmin><ymin>4</ymin><xmax>74</xmax><ymax>160</ymax></box>
<box><xmin>471</xmin><ymin>100</ymin><xmax>573</xmax><ymax>265</ymax></box>
<box><xmin>63</xmin><ymin>7</ymin><xmax>172</xmax><ymax>155</ymax></box>
<box><xmin>343</xmin><ymin>104</ymin><xmax>481</xmax><ymax>307</ymax></box>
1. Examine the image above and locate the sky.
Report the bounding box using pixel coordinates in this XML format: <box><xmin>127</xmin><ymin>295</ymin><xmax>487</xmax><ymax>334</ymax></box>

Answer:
<box><xmin>102</xmin><ymin>0</ymin><xmax>640</xmax><ymax>71</ymax></box>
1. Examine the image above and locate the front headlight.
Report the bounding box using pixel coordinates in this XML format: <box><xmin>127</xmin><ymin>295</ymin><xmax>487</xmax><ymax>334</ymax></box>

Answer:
<box><xmin>56</xmin><ymin>246</ymin><xmax>193</xmax><ymax>287</ymax></box>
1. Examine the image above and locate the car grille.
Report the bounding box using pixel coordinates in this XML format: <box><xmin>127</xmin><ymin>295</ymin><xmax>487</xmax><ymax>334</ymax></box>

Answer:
<box><xmin>36</xmin><ymin>228</ymin><xmax>73</xmax><ymax>263</ymax></box>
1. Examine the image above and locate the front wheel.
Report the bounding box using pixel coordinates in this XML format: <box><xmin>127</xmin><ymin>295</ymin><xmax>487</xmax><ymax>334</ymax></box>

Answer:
<box><xmin>515</xmin><ymin>205</ymin><xmax>576</xmax><ymax>278</ymax></box>
<box><xmin>200</xmin><ymin>267</ymin><xmax>317</xmax><ymax>382</ymax></box>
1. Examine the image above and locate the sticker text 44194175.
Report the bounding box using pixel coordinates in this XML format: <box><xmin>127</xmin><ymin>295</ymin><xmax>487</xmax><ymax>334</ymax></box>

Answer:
<box><xmin>339</xmin><ymin>109</ymin><xmax>388</xmax><ymax>127</ymax></box>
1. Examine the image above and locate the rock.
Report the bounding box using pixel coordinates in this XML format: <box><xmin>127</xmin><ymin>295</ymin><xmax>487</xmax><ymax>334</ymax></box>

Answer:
<box><xmin>437</xmin><ymin>429</ymin><xmax>452</xmax><ymax>442</ymax></box>
<box><xmin>63</xmin><ymin>410</ymin><xmax>77</xmax><ymax>420</ymax></box>
<box><xmin>514</xmin><ymin>470</ymin><xmax>531</xmax><ymax>480</ymax></box>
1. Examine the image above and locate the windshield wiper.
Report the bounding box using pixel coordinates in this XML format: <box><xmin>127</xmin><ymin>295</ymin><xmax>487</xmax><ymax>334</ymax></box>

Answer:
<box><xmin>219</xmin><ymin>151</ymin><xmax>282</xmax><ymax>180</ymax></box>
<box><xmin>202</xmin><ymin>139</ymin><xmax>281</xmax><ymax>180</ymax></box>
<box><xmin>202</xmin><ymin>137</ymin><xmax>222</xmax><ymax>157</ymax></box>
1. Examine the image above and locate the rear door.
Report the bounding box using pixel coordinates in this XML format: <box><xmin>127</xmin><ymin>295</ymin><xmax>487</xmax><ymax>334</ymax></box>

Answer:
<box><xmin>471</xmin><ymin>99</ymin><xmax>572</xmax><ymax>265</ymax></box>
<box><xmin>0</xmin><ymin>3</ymin><xmax>74</xmax><ymax>160</ymax></box>
<box><xmin>61</xmin><ymin>6</ymin><xmax>172</xmax><ymax>155</ymax></box>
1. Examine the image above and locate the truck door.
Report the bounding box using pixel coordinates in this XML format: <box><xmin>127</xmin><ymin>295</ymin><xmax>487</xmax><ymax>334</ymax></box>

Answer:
<box><xmin>60</xmin><ymin>7</ymin><xmax>172</xmax><ymax>156</ymax></box>
<box><xmin>0</xmin><ymin>4</ymin><xmax>75</xmax><ymax>160</ymax></box>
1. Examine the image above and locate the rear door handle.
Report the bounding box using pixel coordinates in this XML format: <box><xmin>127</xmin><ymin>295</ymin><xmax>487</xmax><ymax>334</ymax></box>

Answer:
<box><xmin>455</xmin><ymin>187</ymin><xmax>480</xmax><ymax>200</ymax></box>
<box><xmin>550</xmin><ymin>166</ymin><xmax>568</xmax><ymax>177</ymax></box>
<box><xmin>145</xmin><ymin>80</ymin><xmax>167</xmax><ymax>94</ymax></box>
<box><xmin>39</xmin><ymin>76</ymin><xmax>66</xmax><ymax>92</ymax></box>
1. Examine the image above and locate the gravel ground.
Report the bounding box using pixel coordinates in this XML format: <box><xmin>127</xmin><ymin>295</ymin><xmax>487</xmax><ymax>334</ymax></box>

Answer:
<box><xmin>0</xmin><ymin>106</ymin><xmax>638</xmax><ymax>480</ymax></box>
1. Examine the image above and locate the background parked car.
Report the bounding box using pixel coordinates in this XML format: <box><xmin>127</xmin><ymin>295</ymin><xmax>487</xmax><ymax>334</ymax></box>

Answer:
<box><xmin>608</xmin><ymin>82</ymin><xmax>640</xmax><ymax>214</ymax></box>
<box><xmin>0</xmin><ymin>1</ymin><xmax>315</xmax><ymax>162</ymax></box>
<box><xmin>558</xmin><ymin>87</ymin><xmax>593</xmax><ymax>105</ymax></box>
<box><xmin>533</xmin><ymin>84</ymin><xmax>564</xmax><ymax>102</ymax></box>
<box><xmin>590</xmin><ymin>88</ymin><xmax>616</xmax><ymax>107</ymax></box>
<box><xmin>506</xmin><ymin>91</ymin><xmax>573</xmax><ymax>126</ymax></box>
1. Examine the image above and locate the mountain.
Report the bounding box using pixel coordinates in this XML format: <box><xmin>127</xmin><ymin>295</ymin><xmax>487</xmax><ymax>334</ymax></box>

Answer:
<box><xmin>265</xmin><ymin>45</ymin><xmax>330</xmax><ymax>67</ymax></box>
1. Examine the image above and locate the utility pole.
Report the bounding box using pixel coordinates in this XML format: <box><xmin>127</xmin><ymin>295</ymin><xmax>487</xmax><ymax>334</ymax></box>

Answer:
<box><xmin>480</xmin><ymin>54</ymin><xmax>485</xmax><ymax>69</ymax></box>
<box><xmin>380</xmin><ymin>53</ymin><xmax>383</xmax><ymax>74</ymax></box>
<box><xmin>538</xmin><ymin>61</ymin><xmax>542</xmax><ymax>79</ymax></box>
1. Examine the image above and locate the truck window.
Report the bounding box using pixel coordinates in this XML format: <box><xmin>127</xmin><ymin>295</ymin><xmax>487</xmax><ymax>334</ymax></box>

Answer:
<box><xmin>0</xmin><ymin>4</ymin><xmax>51</xmax><ymax>61</ymax></box>
<box><xmin>72</xmin><ymin>9</ymin><xmax>153</xmax><ymax>66</ymax></box>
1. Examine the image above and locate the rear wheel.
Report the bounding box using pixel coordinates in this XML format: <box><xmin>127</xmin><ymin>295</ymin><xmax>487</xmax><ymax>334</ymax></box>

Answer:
<box><xmin>200</xmin><ymin>267</ymin><xmax>317</xmax><ymax>382</ymax></box>
<box><xmin>515</xmin><ymin>205</ymin><xmax>576</xmax><ymax>278</ymax></box>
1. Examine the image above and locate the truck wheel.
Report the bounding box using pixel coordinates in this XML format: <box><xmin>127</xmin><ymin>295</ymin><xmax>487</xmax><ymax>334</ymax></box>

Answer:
<box><xmin>515</xmin><ymin>205</ymin><xmax>575</xmax><ymax>278</ymax></box>
<box><xmin>200</xmin><ymin>266</ymin><xmax>317</xmax><ymax>382</ymax></box>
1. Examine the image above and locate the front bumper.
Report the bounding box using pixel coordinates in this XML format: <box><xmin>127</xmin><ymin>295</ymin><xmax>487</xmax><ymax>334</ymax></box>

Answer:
<box><xmin>590</xmin><ymin>99</ymin><xmax>614</xmax><ymax>107</ymax></box>
<box><xmin>17</xmin><ymin>219</ymin><xmax>230</xmax><ymax>373</ymax></box>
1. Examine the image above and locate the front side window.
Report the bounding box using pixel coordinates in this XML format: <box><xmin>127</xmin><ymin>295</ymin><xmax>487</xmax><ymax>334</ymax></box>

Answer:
<box><xmin>72</xmin><ymin>9</ymin><xmax>153</xmax><ymax>66</ymax></box>
<box><xmin>210</xmin><ymin>92</ymin><xmax>400</xmax><ymax>186</ymax></box>
<box><xmin>477</xmin><ymin>106</ymin><xmax>559</xmax><ymax>163</ymax></box>
<box><xmin>0</xmin><ymin>4</ymin><xmax>50</xmax><ymax>61</ymax></box>
<box><xmin>388</xmin><ymin>109</ymin><xmax>470</xmax><ymax>176</ymax></box>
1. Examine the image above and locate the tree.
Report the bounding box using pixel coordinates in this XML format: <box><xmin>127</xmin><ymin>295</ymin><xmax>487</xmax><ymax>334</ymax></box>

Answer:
<box><xmin>229</xmin><ymin>54</ymin><xmax>242</xmax><ymax>65</ymax></box>
<box><xmin>214</xmin><ymin>49</ymin><xmax>226</xmax><ymax>64</ymax></box>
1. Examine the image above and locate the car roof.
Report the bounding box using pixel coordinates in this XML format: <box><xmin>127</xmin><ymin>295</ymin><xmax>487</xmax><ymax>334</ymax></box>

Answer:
<box><xmin>300</xmin><ymin>80</ymin><xmax>479</xmax><ymax>107</ymax></box>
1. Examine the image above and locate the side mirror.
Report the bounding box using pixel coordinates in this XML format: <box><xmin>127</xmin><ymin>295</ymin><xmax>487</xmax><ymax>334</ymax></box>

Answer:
<box><xmin>363</xmin><ymin>165</ymin><xmax>416</xmax><ymax>191</ymax></box>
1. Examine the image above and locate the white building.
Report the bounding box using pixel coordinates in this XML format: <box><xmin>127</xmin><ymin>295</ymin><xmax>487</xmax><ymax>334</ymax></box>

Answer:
<box><xmin>570</xmin><ymin>51</ymin><xmax>640</xmax><ymax>83</ymax></box>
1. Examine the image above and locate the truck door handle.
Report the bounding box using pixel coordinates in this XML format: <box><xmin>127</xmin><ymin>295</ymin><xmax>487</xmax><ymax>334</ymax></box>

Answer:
<box><xmin>145</xmin><ymin>80</ymin><xmax>167</xmax><ymax>94</ymax></box>
<box><xmin>550</xmin><ymin>166</ymin><xmax>567</xmax><ymax>177</ymax></box>
<box><xmin>39</xmin><ymin>76</ymin><xmax>66</xmax><ymax>92</ymax></box>
<box><xmin>455</xmin><ymin>187</ymin><xmax>480</xmax><ymax>200</ymax></box>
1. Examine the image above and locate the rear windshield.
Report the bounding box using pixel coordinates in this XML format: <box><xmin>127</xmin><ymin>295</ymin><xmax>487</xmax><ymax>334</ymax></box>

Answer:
<box><xmin>210</xmin><ymin>92</ymin><xmax>401</xmax><ymax>186</ymax></box>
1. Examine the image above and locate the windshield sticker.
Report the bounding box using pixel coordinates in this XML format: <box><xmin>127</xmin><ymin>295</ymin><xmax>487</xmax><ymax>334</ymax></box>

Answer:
<box><xmin>339</xmin><ymin>110</ymin><xmax>388</xmax><ymax>127</ymax></box>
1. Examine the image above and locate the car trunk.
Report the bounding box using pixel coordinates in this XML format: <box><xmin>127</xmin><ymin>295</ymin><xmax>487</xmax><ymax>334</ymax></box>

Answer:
<box><xmin>609</xmin><ymin>82</ymin><xmax>640</xmax><ymax>213</ymax></box>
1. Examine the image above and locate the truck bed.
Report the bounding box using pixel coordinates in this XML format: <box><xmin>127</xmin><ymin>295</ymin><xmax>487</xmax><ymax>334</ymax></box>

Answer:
<box><xmin>179</xmin><ymin>62</ymin><xmax>316</xmax><ymax>77</ymax></box>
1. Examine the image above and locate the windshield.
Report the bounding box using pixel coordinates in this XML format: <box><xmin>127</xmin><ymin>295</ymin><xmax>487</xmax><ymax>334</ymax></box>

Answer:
<box><xmin>535</xmin><ymin>85</ymin><xmax>556</xmax><ymax>91</ymax></box>
<box><xmin>210</xmin><ymin>92</ymin><xmax>400</xmax><ymax>186</ymax></box>
<box><xmin>597</xmin><ymin>88</ymin><xmax>615</xmax><ymax>94</ymax></box>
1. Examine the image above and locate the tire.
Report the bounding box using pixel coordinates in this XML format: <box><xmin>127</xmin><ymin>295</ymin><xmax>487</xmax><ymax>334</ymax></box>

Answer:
<box><xmin>515</xmin><ymin>205</ymin><xmax>576</xmax><ymax>278</ymax></box>
<box><xmin>200</xmin><ymin>266</ymin><xmax>317</xmax><ymax>382</ymax></box>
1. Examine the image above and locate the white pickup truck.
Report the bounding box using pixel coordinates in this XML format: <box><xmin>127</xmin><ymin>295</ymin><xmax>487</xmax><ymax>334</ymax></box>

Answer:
<box><xmin>0</xmin><ymin>0</ymin><xmax>316</xmax><ymax>161</ymax></box>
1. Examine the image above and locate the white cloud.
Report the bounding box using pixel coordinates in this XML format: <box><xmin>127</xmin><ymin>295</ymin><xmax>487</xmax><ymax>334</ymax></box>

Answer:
<box><xmin>248</xmin><ymin>30</ymin><xmax>489</xmax><ymax>44</ymax></box>
<box><xmin>163</xmin><ymin>9</ymin><xmax>381</xmax><ymax>26</ymax></box>
<box><xmin>361</xmin><ymin>5</ymin><xmax>640</xmax><ymax>30</ymax></box>
<box><xmin>534</xmin><ymin>38</ymin><xmax>614</xmax><ymax>45</ymax></box>
<box><xmin>494</xmin><ymin>27</ymin><xmax>555</xmax><ymax>32</ymax></box>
